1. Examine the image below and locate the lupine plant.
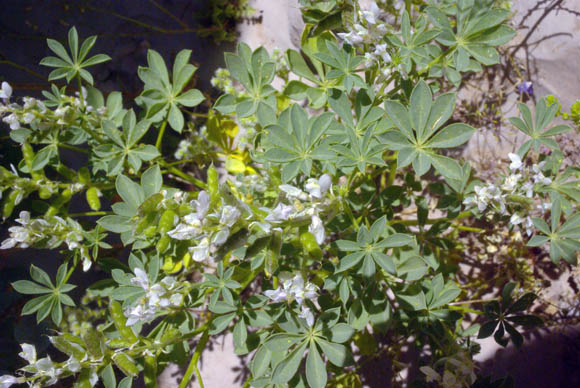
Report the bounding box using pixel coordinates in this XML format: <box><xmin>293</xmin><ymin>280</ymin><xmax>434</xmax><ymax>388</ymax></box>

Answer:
<box><xmin>1</xmin><ymin>1</ymin><xmax>578</xmax><ymax>388</ymax></box>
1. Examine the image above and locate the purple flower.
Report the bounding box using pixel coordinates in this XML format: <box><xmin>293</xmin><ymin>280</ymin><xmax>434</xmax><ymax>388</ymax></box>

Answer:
<box><xmin>517</xmin><ymin>81</ymin><xmax>533</xmax><ymax>95</ymax></box>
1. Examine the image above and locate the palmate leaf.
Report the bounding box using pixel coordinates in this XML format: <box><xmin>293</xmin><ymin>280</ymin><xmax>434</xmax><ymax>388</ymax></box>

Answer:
<box><xmin>527</xmin><ymin>196</ymin><xmax>580</xmax><ymax>264</ymax></box>
<box><xmin>509</xmin><ymin>98</ymin><xmax>572</xmax><ymax>156</ymax></box>
<box><xmin>93</xmin><ymin>110</ymin><xmax>159</xmax><ymax>176</ymax></box>
<box><xmin>335</xmin><ymin>217</ymin><xmax>413</xmax><ymax>277</ymax></box>
<box><xmin>381</xmin><ymin>80</ymin><xmax>474</xmax><ymax>179</ymax></box>
<box><xmin>425</xmin><ymin>2</ymin><xmax>515</xmax><ymax>71</ymax></box>
<box><xmin>12</xmin><ymin>264</ymin><xmax>76</xmax><ymax>325</ymax></box>
<box><xmin>261</xmin><ymin>104</ymin><xmax>334</xmax><ymax>182</ymax></box>
<box><xmin>137</xmin><ymin>49</ymin><xmax>204</xmax><ymax>133</ymax></box>
<box><xmin>478</xmin><ymin>283</ymin><xmax>542</xmax><ymax>348</ymax></box>
<box><xmin>40</xmin><ymin>26</ymin><xmax>110</xmax><ymax>84</ymax></box>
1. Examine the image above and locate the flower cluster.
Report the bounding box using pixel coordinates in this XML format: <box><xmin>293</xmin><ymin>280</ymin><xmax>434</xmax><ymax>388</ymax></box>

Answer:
<box><xmin>0</xmin><ymin>82</ymin><xmax>106</xmax><ymax>136</ymax></box>
<box><xmin>259</xmin><ymin>174</ymin><xmax>333</xmax><ymax>245</ymax></box>
<box><xmin>0</xmin><ymin>211</ymin><xmax>92</xmax><ymax>270</ymax></box>
<box><xmin>167</xmin><ymin>191</ymin><xmax>242</xmax><ymax>261</ymax></box>
<box><xmin>1</xmin><ymin>343</ymin><xmax>88</xmax><ymax>388</ymax></box>
<box><xmin>338</xmin><ymin>1</ymin><xmax>394</xmax><ymax>69</ymax></box>
<box><xmin>463</xmin><ymin>153</ymin><xmax>553</xmax><ymax>236</ymax></box>
<box><xmin>264</xmin><ymin>272</ymin><xmax>318</xmax><ymax>326</ymax></box>
<box><xmin>210</xmin><ymin>68</ymin><xmax>237</xmax><ymax>95</ymax></box>
<box><xmin>124</xmin><ymin>268</ymin><xmax>184</xmax><ymax>326</ymax></box>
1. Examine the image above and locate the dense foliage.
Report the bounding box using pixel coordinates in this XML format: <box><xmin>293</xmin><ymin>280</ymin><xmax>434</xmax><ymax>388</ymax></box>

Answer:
<box><xmin>1</xmin><ymin>1</ymin><xmax>578</xmax><ymax>387</ymax></box>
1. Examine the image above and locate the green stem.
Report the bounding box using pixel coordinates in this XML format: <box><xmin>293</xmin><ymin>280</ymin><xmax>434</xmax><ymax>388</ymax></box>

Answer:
<box><xmin>417</xmin><ymin>45</ymin><xmax>457</xmax><ymax>77</ymax></box>
<box><xmin>58</xmin><ymin>143</ymin><xmax>89</xmax><ymax>154</ymax></box>
<box><xmin>155</xmin><ymin>119</ymin><xmax>168</xmax><ymax>151</ymax></box>
<box><xmin>161</xmin><ymin>162</ymin><xmax>207</xmax><ymax>190</ymax></box>
<box><xmin>179</xmin><ymin>324</ymin><xmax>211</xmax><ymax>388</ymax></box>
<box><xmin>67</xmin><ymin>211</ymin><xmax>112</xmax><ymax>217</ymax></box>
<box><xmin>76</xmin><ymin>75</ymin><xmax>85</xmax><ymax>107</ymax></box>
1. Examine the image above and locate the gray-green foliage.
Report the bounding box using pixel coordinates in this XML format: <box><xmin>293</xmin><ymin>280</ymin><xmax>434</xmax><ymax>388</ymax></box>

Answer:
<box><xmin>0</xmin><ymin>1</ymin><xmax>576</xmax><ymax>388</ymax></box>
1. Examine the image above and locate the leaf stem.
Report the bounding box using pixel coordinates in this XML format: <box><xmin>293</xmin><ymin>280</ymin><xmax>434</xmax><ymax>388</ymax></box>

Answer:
<box><xmin>67</xmin><ymin>211</ymin><xmax>112</xmax><ymax>217</ymax></box>
<box><xmin>179</xmin><ymin>324</ymin><xmax>211</xmax><ymax>388</ymax></box>
<box><xmin>155</xmin><ymin>119</ymin><xmax>168</xmax><ymax>151</ymax></box>
<box><xmin>58</xmin><ymin>143</ymin><xmax>89</xmax><ymax>154</ymax></box>
<box><xmin>160</xmin><ymin>162</ymin><xmax>207</xmax><ymax>190</ymax></box>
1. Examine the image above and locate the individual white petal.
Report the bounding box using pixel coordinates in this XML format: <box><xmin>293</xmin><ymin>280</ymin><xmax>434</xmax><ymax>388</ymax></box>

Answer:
<box><xmin>0</xmin><ymin>82</ymin><xmax>12</xmax><ymax>99</ymax></box>
<box><xmin>299</xmin><ymin>305</ymin><xmax>315</xmax><ymax>327</ymax></box>
<box><xmin>508</xmin><ymin>153</ymin><xmax>522</xmax><ymax>170</ymax></box>
<box><xmin>264</xmin><ymin>287</ymin><xmax>287</xmax><ymax>303</ymax></box>
<box><xmin>0</xmin><ymin>375</ymin><xmax>19</xmax><ymax>388</ymax></box>
<box><xmin>265</xmin><ymin>203</ymin><xmax>293</xmax><ymax>222</ymax></box>
<box><xmin>308</xmin><ymin>215</ymin><xmax>325</xmax><ymax>245</ymax></box>
<box><xmin>19</xmin><ymin>343</ymin><xmax>36</xmax><ymax>364</ymax></box>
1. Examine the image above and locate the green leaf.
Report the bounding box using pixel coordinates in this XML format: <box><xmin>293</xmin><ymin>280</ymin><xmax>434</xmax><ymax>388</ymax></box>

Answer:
<box><xmin>478</xmin><ymin>320</ymin><xmax>498</xmax><ymax>338</ymax></box>
<box><xmin>116</xmin><ymin>175</ymin><xmax>145</xmax><ymax>208</ymax></box>
<box><xmin>316</xmin><ymin>339</ymin><xmax>349</xmax><ymax>367</ymax></box>
<box><xmin>384</xmin><ymin>100</ymin><xmax>413</xmax><ymax>141</ymax></box>
<box><xmin>306</xmin><ymin>342</ymin><xmax>327</xmax><ymax>388</ymax></box>
<box><xmin>329</xmin><ymin>323</ymin><xmax>354</xmax><ymax>343</ymax></box>
<box><xmin>46</xmin><ymin>38</ymin><xmax>73</xmax><ymax>63</ymax></box>
<box><xmin>30</xmin><ymin>265</ymin><xmax>53</xmax><ymax>288</ymax></box>
<box><xmin>398</xmin><ymin>292</ymin><xmax>427</xmax><ymax>311</ymax></box>
<box><xmin>176</xmin><ymin>89</ymin><xmax>204</xmax><ymax>107</ymax></box>
<box><xmin>209</xmin><ymin>312</ymin><xmax>236</xmax><ymax>335</ymax></box>
<box><xmin>426</xmin><ymin>123</ymin><xmax>475</xmax><ymax>148</ymax></box>
<box><xmin>81</xmin><ymin>54</ymin><xmax>111</xmax><ymax>67</ymax></box>
<box><xmin>12</xmin><ymin>280</ymin><xmax>52</xmax><ymax>295</ymax></box>
<box><xmin>141</xmin><ymin>165</ymin><xmax>162</xmax><ymax>197</ymax></box>
<box><xmin>271</xmin><ymin>341</ymin><xmax>307</xmax><ymax>384</ymax></box>
<box><xmin>409</xmin><ymin>80</ymin><xmax>433</xmax><ymax>141</ymax></box>
<box><xmin>97</xmin><ymin>215</ymin><xmax>133</xmax><ymax>233</ymax></box>
<box><xmin>22</xmin><ymin>295</ymin><xmax>53</xmax><ymax>315</ymax></box>
<box><xmin>377</xmin><ymin>233</ymin><xmax>413</xmax><ymax>248</ymax></box>
<box><xmin>250</xmin><ymin>346</ymin><xmax>272</xmax><ymax>377</ymax></box>
<box><xmin>430</xmin><ymin>154</ymin><xmax>462</xmax><ymax>179</ymax></box>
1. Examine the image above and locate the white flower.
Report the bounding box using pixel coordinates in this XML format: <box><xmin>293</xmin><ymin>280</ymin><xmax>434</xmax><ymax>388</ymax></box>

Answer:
<box><xmin>501</xmin><ymin>174</ymin><xmax>521</xmax><ymax>192</ymax></box>
<box><xmin>0</xmin><ymin>82</ymin><xmax>12</xmax><ymax>100</ymax></box>
<box><xmin>265</xmin><ymin>203</ymin><xmax>293</xmax><ymax>222</ymax></box>
<box><xmin>309</xmin><ymin>215</ymin><xmax>325</xmax><ymax>245</ymax></box>
<box><xmin>3</xmin><ymin>113</ymin><xmax>20</xmax><ymax>130</ymax></box>
<box><xmin>280</xmin><ymin>184</ymin><xmax>308</xmax><ymax>201</ymax></box>
<box><xmin>125</xmin><ymin>304</ymin><xmax>156</xmax><ymax>326</ymax></box>
<box><xmin>167</xmin><ymin>223</ymin><xmax>199</xmax><ymax>240</ymax></box>
<box><xmin>170</xmin><ymin>293</ymin><xmax>183</xmax><ymax>306</ymax></box>
<box><xmin>65</xmin><ymin>357</ymin><xmax>81</xmax><ymax>373</ymax></box>
<box><xmin>362</xmin><ymin>1</ymin><xmax>380</xmax><ymax>25</ymax></box>
<box><xmin>373</xmin><ymin>43</ymin><xmax>392</xmax><ymax>62</ymax></box>
<box><xmin>130</xmin><ymin>267</ymin><xmax>150</xmax><ymax>290</ymax></box>
<box><xmin>508</xmin><ymin>153</ymin><xmax>522</xmax><ymax>171</ymax></box>
<box><xmin>35</xmin><ymin>356</ymin><xmax>60</xmax><ymax>385</ymax></box>
<box><xmin>193</xmin><ymin>191</ymin><xmax>210</xmax><ymax>218</ymax></box>
<box><xmin>190</xmin><ymin>237</ymin><xmax>210</xmax><ymax>262</ymax></box>
<box><xmin>0</xmin><ymin>375</ymin><xmax>19</xmax><ymax>388</ymax></box>
<box><xmin>220</xmin><ymin>205</ymin><xmax>241</xmax><ymax>227</ymax></box>
<box><xmin>19</xmin><ymin>343</ymin><xmax>36</xmax><ymax>364</ymax></box>
<box><xmin>265</xmin><ymin>273</ymin><xmax>318</xmax><ymax>307</ymax></box>
<box><xmin>299</xmin><ymin>305</ymin><xmax>315</xmax><ymax>327</ymax></box>
<box><xmin>532</xmin><ymin>163</ymin><xmax>552</xmax><ymax>185</ymax></box>
<box><xmin>510</xmin><ymin>213</ymin><xmax>523</xmax><ymax>226</ymax></box>
<box><xmin>264</xmin><ymin>287</ymin><xmax>288</xmax><ymax>303</ymax></box>
<box><xmin>305</xmin><ymin>174</ymin><xmax>332</xmax><ymax>199</ymax></box>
